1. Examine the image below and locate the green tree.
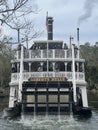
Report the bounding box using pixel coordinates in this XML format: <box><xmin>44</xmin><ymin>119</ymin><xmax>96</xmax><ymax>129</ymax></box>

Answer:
<box><xmin>0</xmin><ymin>41</ymin><xmax>12</xmax><ymax>88</ymax></box>
<box><xmin>80</xmin><ymin>42</ymin><xmax>98</xmax><ymax>89</ymax></box>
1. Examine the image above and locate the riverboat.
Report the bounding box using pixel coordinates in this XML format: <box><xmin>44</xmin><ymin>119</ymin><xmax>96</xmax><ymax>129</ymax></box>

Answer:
<box><xmin>4</xmin><ymin>16</ymin><xmax>91</xmax><ymax>116</ymax></box>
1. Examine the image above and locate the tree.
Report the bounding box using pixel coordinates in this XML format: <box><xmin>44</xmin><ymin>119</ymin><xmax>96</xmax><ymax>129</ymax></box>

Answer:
<box><xmin>0</xmin><ymin>0</ymin><xmax>41</xmax><ymax>46</ymax></box>
<box><xmin>0</xmin><ymin>0</ymin><xmax>29</xmax><ymax>25</ymax></box>
<box><xmin>0</xmin><ymin>0</ymin><xmax>41</xmax><ymax>89</ymax></box>
<box><xmin>80</xmin><ymin>43</ymin><xmax>98</xmax><ymax>89</ymax></box>
<box><xmin>0</xmin><ymin>40</ymin><xmax>13</xmax><ymax>88</ymax></box>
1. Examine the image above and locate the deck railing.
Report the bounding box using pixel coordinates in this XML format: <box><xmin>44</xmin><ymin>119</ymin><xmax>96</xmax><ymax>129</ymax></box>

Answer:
<box><xmin>11</xmin><ymin>72</ymin><xmax>85</xmax><ymax>84</ymax></box>
<box><xmin>14</xmin><ymin>49</ymin><xmax>80</xmax><ymax>60</ymax></box>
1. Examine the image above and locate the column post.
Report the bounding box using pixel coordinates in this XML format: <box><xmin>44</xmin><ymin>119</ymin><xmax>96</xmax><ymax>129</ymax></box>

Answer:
<box><xmin>41</xmin><ymin>62</ymin><xmax>43</xmax><ymax>71</ymax></box>
<box><xmin>17</xmin><ymin>63</ymin><xmax>20</xmax><ymax>72</ymax></box>
<box><xmin>53</xmin><ymin>49</ymin><xmax>55</xmax><ymax>59</ymax></box>
<box><xmin>64</xmin><ymin>50</ymin><xmax>67</xmax><ymax>58</ymax></box>
<box><xmin>29</xmin><ymin>50</ymin><xmax>32</xmax><ymax>59</ymax></box>
<box><xmin>29</xmin><ymin>63</ymin><xmax>31</xmax><ymax>72</ymax></box>
<box><xmin>52</xmin><ymin>62</ymin><xmax>55</xmax><ymax>71</ymax></box>
<box><xmin>76</xmin><ymin>62</ymin><xmax>79</xmax><ymax>80</ymax></box>
<box><xmin>41</xmin><ymin>50</ymin><xmax>43</xmax><ymax>58</ymax></box>
<box><xmin>80</xmin><ymin>86</ymin><xmax>88</xmax><ymax>107</ymax></box>
<box><xmin>64</xmin><ymin>62</ymin><xmax>67</xmax><ymax>71</ymax></box>
<box><xmin>52</xmin><ymin>62</ymin><xmax>55</xmax><ymax>77</ymax></box>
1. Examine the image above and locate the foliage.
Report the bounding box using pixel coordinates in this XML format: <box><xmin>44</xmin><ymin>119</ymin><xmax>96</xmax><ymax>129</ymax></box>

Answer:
<box><xmin>80</xmin><ymin>43</ymin><xmax>98</xmax><ymax>89</ymax></box>
<box><xmin>0</xmin><ymin>0</ymin><xmax>40</xmax><ymax>89</ymax></box>
<box><xmin>0</xmin><ymin>41</ymin><xmax>12</xmax><ymax>88</ymax></box>
<box><xmin>0</xmin><ymin>0</ymin><xmax>29</xmax><ymax>25</ymax></box>
<box><xmin>0</xmin><ymin>0</ymin><xmax>40</xmax><ymax>45</ymax></box>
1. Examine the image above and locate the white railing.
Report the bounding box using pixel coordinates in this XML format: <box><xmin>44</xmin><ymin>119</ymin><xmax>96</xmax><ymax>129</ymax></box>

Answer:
<box><xmin>11</xmin><ymin>72</ymin><xmax>85</xmax><ymax>83</ymax></box>
<box><xmin>13</xmin><ymin>49</ymin><xmax>80</xmax><ymax>60</ymax></box>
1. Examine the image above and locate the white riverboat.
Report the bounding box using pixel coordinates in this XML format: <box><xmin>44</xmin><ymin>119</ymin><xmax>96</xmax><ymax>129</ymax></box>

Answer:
<box><xmin>5</xmin><ymin>16</ymin><xmax>91</xmax><ymax>116</ymax></box>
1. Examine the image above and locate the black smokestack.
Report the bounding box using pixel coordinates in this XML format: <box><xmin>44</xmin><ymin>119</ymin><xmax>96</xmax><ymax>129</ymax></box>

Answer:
<box><xmin>47</xmin><ymin>17</ymin><xmax>53</xmax><ymax>40</ymax></box>
<box><xmin>77</xmin><ymin>28</ymin><xmax>79</xmax><ymax>42</ymax></box>
<box><xmin>77</xmin><ymin>28</ymin><xmax>80</xmax><ymax>48</ymax></box>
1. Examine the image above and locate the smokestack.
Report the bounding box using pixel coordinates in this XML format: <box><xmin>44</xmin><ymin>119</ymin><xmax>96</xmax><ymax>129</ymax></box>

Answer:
<box><xmin>77</xmin><ymin>28</ymin><xmax>79</xmax><ymax>48</ymax></box>
<box><xmin>47</xmin><ymin>17</ymin><xmax>53</xmax><ymax>40</ymax></box>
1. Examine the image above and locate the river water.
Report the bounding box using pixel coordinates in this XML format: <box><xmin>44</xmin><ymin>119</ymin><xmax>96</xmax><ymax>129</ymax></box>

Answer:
<box><xmin>0</xmin><ymin>92</ymin><xmax>98</xmax><ymax>130</ymax></box>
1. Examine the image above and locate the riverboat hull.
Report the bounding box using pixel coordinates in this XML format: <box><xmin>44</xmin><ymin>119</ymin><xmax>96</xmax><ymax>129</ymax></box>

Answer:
<box><xmin>4</xmin><ymin>103</ymin><xmax>22</xmax><ymax>117</ymax></box>
<box><xmin>72</xmin><ymin>104</ymin><xmax>92</xmax><ymax>116</ymax></box>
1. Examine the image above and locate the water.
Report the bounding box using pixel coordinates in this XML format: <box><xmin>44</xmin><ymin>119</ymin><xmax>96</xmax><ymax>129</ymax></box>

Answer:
<box><xmin>0</xmin><ymin>93</ymin><xmax>98</xmax><ymax>130</ymax></box>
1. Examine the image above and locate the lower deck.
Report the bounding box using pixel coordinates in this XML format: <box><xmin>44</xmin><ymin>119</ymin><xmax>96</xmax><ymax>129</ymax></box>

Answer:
<box><xmin>22</xmin><ymin>80</ymin><xmax>73</xmax><ymax>114</ymax></box>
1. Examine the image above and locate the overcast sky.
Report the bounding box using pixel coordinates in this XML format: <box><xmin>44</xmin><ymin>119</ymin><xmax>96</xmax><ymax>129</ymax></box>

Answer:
<box><xmin>34</xmin><ymin>0</ymin><xmax>98</xmax><ymax>46</ymax></box>
<box><xmin>1</xmin><ymin>0</ymin><xmax>98</xmax><ymax>47</ymax></box>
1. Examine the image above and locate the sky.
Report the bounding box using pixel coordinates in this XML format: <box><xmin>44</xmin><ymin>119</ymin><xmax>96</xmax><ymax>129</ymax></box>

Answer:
<box><xmin>34</xmin><ymin>0</ymin><xmax>98</xmax><ymax>46</ymax></box>
<box><xmin>1</xmin><ymin>0</ymin><xmax>98</xmax><ymax>47</ymax></box>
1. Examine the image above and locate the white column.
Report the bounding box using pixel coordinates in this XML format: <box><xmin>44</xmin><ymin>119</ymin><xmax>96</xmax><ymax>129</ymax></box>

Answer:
<box><xmin>72</xmin><ymin>44</ymin><xmax>77</xmax><ymax>103</ymax></box>
<box><xmin>76</xmin><ymin>62</ymin><xmax>79</xmax><ymax>80</ymax></box>
<box><xmin>29</xmin><ymin>63</ymin><xmax>31</xmax><ymax>72</ymax></box>
<box><xmin>47</xmin><ymin>41</ymin><xmax>49</xmax><ymax>75</ymax></box>
<box><xmin>64</xmin><ymin>50</ymin><xmax>67</xmax><ymax>58</ymax></box>
<box><xmin>40</xmin><ymin>62</ymin><xmax>43</xmax><ymax>71</ymax></box>
<box><xmin>53</xmin><ymin>62</ymin><xmax>55</xmax><ymax>77</ymax></box>
<box><xmin>29</xmin><ymin>50</ymin><xmax>32</xmax><ymax>59</ymax></box>
<box><xmin>64</xmin><ymin>62</ymin><xmax>67</xmax><ymax>71</ymax></box>
<box><xmin>53</xmin><ymin>62</ymin><xmax>55</xmax><ymax>71</ymax></box>
<box><xmin>18</xmin><ymin>45</ymin><xmax>24</xmax><ymax>102</ymax></box>
<box><xmin>76</xmin><ymin>62</ymin><xmax>79</xmax><ymax>72</ymax></box>
<box><xmin>17</xmin><ymin>63</ymin><xmax>20</xmax><ymax>72</ymax></box>
<box><xmin>53</xmin><ymin>49</ymin><xmax>55</xmax><ymax>59</ymax></box>
<box><xmin>41</xmin><ymin>50</ymin><xmax>43</xmax><ymax>58</ymax></box>
<box><xmin>81</xmin><ymin>86</ymin><xmax>88</xmax><ymax>107</ymax></box>
<box><xmin>82</xmin><ymin>62</ymin><xmax>84</xmax><ymax>72</ymax></box>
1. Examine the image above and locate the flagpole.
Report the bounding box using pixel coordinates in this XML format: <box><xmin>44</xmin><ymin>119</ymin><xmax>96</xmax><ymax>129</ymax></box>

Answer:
<box><xmin>46</xmin><ymin>12</ymin><xmax>49</xmax><ymax>77</ymax></box>
<box><xmin>46</xmin><ymin>11</ymin><xmax>48</xmax><ymax>40</ymax></box>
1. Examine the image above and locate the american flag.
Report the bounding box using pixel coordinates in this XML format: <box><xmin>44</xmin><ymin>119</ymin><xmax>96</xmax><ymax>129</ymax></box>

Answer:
<box><xmin>46</xmin><ymin>12</ymin><xmax>48</xmax><ymax>31</ymax></box>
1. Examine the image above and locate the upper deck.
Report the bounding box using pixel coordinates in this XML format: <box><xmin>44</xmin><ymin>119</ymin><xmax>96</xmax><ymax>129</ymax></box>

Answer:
<box><xmin>12</xmin><ymin>40</ymin><xmax>84</xmax><ymax>62</ymax></box>
<box><xmin>10</xmin><ymin>40</ymin><xmax>86</xmax><ymax>86</ymax></box>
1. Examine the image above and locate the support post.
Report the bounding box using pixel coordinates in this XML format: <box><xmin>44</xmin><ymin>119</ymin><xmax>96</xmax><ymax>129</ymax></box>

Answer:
<box><xmin>72</xmin><ymin>44</ymin><xmax>77</xmax><ymax>103</ymax></box>
<box><xmin>29</xmin><ymin>63</ymin><xmax>31</xmax><ymax>72</ymax></box>
<box><xmin>47</xmin><ymin>40</ymin><xmax>49</xmax><ymax>76</ymax></box>
<box><xmin>81</xmin><ymin>87</ymin><xmax>88</xmax><ymax>107</ymax></box>
<box><xmin>18</xmin><ymin>45</ymin><xmax>24</xmax><ymax>102</ymax></box>
<box><xmin>77</xmin><ymin>28</ymin><xmax>80</xmax><ymax>59</ymax></box>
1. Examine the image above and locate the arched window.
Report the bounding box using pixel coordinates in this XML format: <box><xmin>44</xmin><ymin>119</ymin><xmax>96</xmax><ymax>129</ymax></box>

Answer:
<box><xmin>24</xmin><ymin>62</ymin><xmax>29</xmax><ymax>72</ymax></box>
<box><xmin>31</xmin><ymin>62</ymin><xmax>40</xmax><ymax>72</ymax></box>
<box><xmin>55</xmin><ymin>62</ymin><xmax>65</xmax><ymax>71</ymax></box>
<box><xmin>79</xmin><ymin>62</ymin><xmax>83</xmax><ymax>72</ymax></box>
<box><xmin>49</xmin><ymin>62</ymin><xmax>53</xmax><ymax>71</ymax></box>
<box><xmin>67</xmin><ymin>62</ymin><xmax>72</xmax><ymax>71</ymax></box>
<box><xmin>43</xmin><ymin>62</ymin><xmax>47</xmax><ymax>71</ymax></box>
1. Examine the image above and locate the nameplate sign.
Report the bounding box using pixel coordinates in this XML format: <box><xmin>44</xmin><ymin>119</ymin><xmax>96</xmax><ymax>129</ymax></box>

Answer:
<box><xmin>28</xmin><ymin>77</ymin><xmax>67</xmax><ymax>82</ymax></box>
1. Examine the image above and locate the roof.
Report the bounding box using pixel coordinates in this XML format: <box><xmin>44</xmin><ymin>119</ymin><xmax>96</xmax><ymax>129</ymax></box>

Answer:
<box><xmin>30</xmin><ymin>40</ymin><xmax>63</xmax><ymax>50</ymax></box>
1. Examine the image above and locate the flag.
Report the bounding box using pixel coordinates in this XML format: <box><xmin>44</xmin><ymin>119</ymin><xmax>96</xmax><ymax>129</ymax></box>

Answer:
<box><xmin>46</xmin><ymin>12</ymin><xmax>48</xmax><ymax>31</ymax></box>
